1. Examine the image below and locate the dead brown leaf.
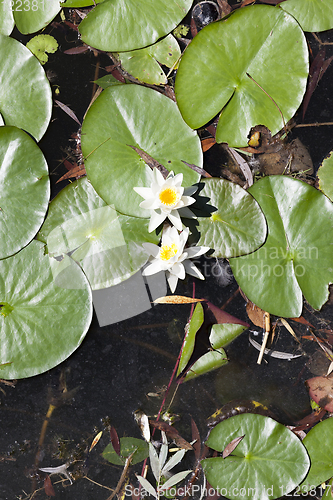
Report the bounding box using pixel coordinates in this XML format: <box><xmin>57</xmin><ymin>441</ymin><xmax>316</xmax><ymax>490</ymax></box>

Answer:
<box><xmin>222</xmin><ymin>435</ymin><xmax>244</xmax><ymax>458</ymax></box>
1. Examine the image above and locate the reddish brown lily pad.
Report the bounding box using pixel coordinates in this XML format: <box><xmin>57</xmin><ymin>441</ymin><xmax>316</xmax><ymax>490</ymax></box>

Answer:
<box><xmin>306</xmin><ymin>375</ymin><xmax>333</xmax><ymax>411</ymax></box>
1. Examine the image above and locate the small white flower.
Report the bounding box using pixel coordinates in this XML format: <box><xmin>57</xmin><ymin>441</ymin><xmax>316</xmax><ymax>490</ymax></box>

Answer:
<box><xmin>142</xmin><ymin>226</ymin><xmax>210</xmax><ymax>293</ymax></box>
<box><xmin>134</xmin><ymin>169</ymin><xmax>197</xmax><ymax>232</ymax></box>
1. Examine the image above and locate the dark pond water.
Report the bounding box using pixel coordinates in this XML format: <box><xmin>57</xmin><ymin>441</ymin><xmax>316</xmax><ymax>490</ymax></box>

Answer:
<box><xmin>1</xmin><ymin>5</ymin><xmax>333</xmax><ymax>499</ymax></box>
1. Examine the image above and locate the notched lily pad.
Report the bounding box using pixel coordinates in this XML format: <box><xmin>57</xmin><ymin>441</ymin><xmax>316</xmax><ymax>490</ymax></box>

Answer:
<box><xmin>81</xmin><ymin>84</ymin><xmax>202</xmax><ymax>217</ymax></box>
<box><xmin>0</xmin><ymin>240</ymin><xmax>93</xmax><ymax>379</ymax></box>
<box><xmin>175</xmin><ymin>5</ymin><xmax>308</xmax><ymax>147</ymax></box>
<box><xmin>0</xmin><ymin>35</ymin><xmax>52</xmax><ymax>141</ymax></box>
<box><xmin>79</xmin><ymin>0</ymin><xmax>193</xmax><ymax>52</ymax></box>
<box><xmin>300</xmin><ymin>418</ymin><xmax>333</xmax><ymax>492</ymax></box>
<box><xmin>196</xmin><ymin>178</ymin><xmax>267</xmax><ymax>258</ymax></box>
<box><xmin>0</xmin><ymin>0</ymin><xmax>14</xmax><ymax>35</ymax></box>
<box><xmin>13</xmin><ymin>0</ymin><xmax>61</xmax><ymax>34</ymax></box>
<box><xmin>281</xmin><ymin>0</ymin><xmax>333</xmax><ymax>32</ymax></box>
<box><xmin>318</xmin><ymin>150</ymin><xmax>333</xmax><ymax>202</ymax></box>
<box><xmin>203</xmin><ymin>414</ymin><xmax>310</xmax><ymax>500</ymax></box>
<box><xmin>118</xmin><ymin>34</ymin><xmax>181</xmax><ymax>85</ymax></box>
<box><xmin>38</xmin><ymin>178</ymin><xmax>159</xmax><ymax>290</ymax></box>
<box><xmin>0</xmin><ymin>126</ymin><xmax>50</xmax><ymax>259</ymax></box>
<box><xmin>27</xmin><ymin>34</ymin><xmax>58</xmax><ymax>65</ymax></box>
<box><xmin>230</xmin><ymin>176</ymin><xmax>333</xmax><ymax>318</ymax></box>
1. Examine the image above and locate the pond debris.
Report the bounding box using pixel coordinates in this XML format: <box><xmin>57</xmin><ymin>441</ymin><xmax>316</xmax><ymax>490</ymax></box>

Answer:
<box><xmin>39</xmin><ymin>462</ymin><xmax>73</xmax><ymax>485</ymax></box>
<box><xmin>222</xmin><ymin>435</ymin><xmax>245</xmax><ymax>458</ymax></box>
<box><xmin>134</xmin><ymin>410</ymin><xmax>151</xmax><ymax>442</ymax></box>
<box><xmin>249</xmin><ymin>334</ymin><xmax>302</xmax><ymax>360</ymax></box>
<box><xmin>153</xmin><ymin>295</ymin><xmax>205</xmax><ymax>304</ymax></box>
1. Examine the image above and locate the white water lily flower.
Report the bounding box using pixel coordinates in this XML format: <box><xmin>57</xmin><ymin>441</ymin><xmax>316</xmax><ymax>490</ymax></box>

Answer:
<box><xmin>142</xmin><ymin>226</ymin><xmax>210</xmax><ymax>293</ymax></box>
<box><xmin>133</xmin><ymin>169</ymin><xmax>197</xmax><ymax>232</ymax></box>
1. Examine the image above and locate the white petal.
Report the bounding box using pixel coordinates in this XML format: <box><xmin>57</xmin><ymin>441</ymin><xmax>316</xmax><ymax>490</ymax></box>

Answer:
<box><xmin>178</xmin><ymin>206</ymin><xmax>197</xmax><ymax>219</ymax></box>
<box><xmin>133</xmin><ymin>186</ymin><xmax>153</xmax><ymax>199</ymax></box>
<box><xmin>184</xmin><ymin>185</ymin><xmax>197</xmax><ymax>196</ymax></box>
<box><xmin>142</xmin><ymin>260</ymin><xmax>165</xmax><ymax>276</ymax></box>
<box><xmin>149</xmin><ymin>211</ymin><xmax>167</xmax><ymax>232</ymax></box>
<box><xmin>184</xmin><ymin>260</ymin><xmax>205</xmax><ymax>280</ymax></box>
<box><xmin>142</xmin><ymin>242</ymin><xmax>160</xmax><ymax>257</ymax></box>
<box><xmin>167</xmin><ymin>272</ymin><xmax>179</xmax><ymax>293</ymax></box>
<box><xmin>153</xmin><ymin>167</ymin><xmax>165</xmax><ymax>186</ymax></box>
<box><xmin>172</xmin><ymin>173</ymin><xmax>183</xmax><ymax>187</ymax></box>
<box><xmin>180</xmin><ymin>195</ymin><xmax>196</xmax><ymax>207</ymax></box>
<box><xmin>140</xmin><ymin>198</ymin><xmax>159</xmax><ymax>210</ymax></box>
<box><xmin>171</xmin><ymin>262</ymin><xmax>186</xmax><ymax>280</ymax></box>
<box><xmin>186</xmin><ymin>246</ymin><xmax>210</xmax><ymax>258</ymax></box>
<box><xmin>168</xmin><ymin>211</ymin><xmax>183</xmax><ymax>231</ymax></box>
<box><xmin>179</xmin><ymin>227</ymin><xmax>190</xmax><ymax>248</ymax></box>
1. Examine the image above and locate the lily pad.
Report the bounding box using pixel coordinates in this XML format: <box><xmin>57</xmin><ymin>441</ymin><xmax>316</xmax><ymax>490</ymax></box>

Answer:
<box><xmin>0</xmin><ymin>240</ymin><xmax>93</xmax><ymax>379</ymax></box>
<box><xmin>281</xmin><ymin>0</ymin><xmax>333</xmax><ymax>32</ymax></box>
<box><xmin>0</xmin><ymin>126</ymin><xmax>50</xmax><ymax>259</ymax></box>
<box><xmin>118</xmin><ymin>34</ymin><xmax>181</xmax><ymax>85</ymax></box>
<box><xmin>103</xmin><ymin>437</ymin><xmax>149</xmax><ymax>465</ymax></box>
<box><xmin>38</xmin><ymin>178</ymin><xmax>159</xmax><ymax>290</ymax></box>
<box><xmin>300</xmin><ymin>418</ymin><xmax>333</xmax><ymax>492</ymax></box>
<box><xmin>197</xmin><ymin>178</ymin><xmax>267</xmax><ymax>258</ymax></box>
<box><xmin>26</xmin><ymin>34</ymin><xmax>58</xmax><ymax>65</ymax></box>
<box><xmin>78</xmin><ymin>0</ymin><xmax>192</xmax><ymax>52</ymax></box>
<box><xmin>230</xmin><ymin>176</ymin><xmax>333</xmax><ymax>318</ymax></box>
<box><xmin>175</xmin><ymin>5</ymin><xmax>308</xmax><ymax>147</ymax></box>
<box><xmin>81</xmin><ymin>85</ymin><xmax>201</xmax><ymax>218</ymax></box>
<box><xmin>61</xmin><ymin>0</ymin><xmax>102</xmax><ymax>7</ymax></box>
<box><xmin>0</xmin><ymin>0</ymin><xmax>14</xmax><ymax>35</ymax></box>
<box><xmin>13</xmin><ymin>0</ymin><xmax>61</xmax><ymax>34</ymax></box>
<box><xmin>0</xmin><ymin>35</ymin><xmax>52</xmax><ymax>141</ymax></box>
<box><xmin>202</xmin><ymin>414</ymin><xmax>310</xmax><ymax>500</ymax></box>
<box><xmin>318</xmin><ymin>150</ymin><xmax>333</xmax><ymax>202</ymax></box>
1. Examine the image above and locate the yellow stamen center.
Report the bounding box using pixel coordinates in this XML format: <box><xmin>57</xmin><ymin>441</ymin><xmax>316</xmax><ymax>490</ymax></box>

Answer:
<box><xmin>159</xmin><ymin>187</ymin><xmax>180</xmax><ymax>207</ymax></box>
<box><xmin>160</xmin><ymin>243</ymin><xmax>178</xmax><ymax>261</ymax></box>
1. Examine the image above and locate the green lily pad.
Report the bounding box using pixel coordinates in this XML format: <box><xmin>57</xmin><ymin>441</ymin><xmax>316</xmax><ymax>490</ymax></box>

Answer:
<box><xmin>0</xmin><ymin>0</ymin><xmax>14</xmax><ymax>35</ymax></box>
<box><xmin>103</xmin><ymin>437</ymin><xmax>149</xmax><ymax>465</ymax></box>
<box><xmin>13</xmin><ymin>0</ymin><xmax>61</xmax><ymax>34</ymax></box>
<box><xmin>196</xmin><ymin>178</ymin><xmax>267</xmax><ymax>258</ymax></box>
<box><xmin>0</xmin><ymin>126</ymin><xmax>50</xmax><ymax>259</ymax></box>
<box><xmin>281</xmin><ymin>0</ymin><xmax>333</xmax><ymax>32</ymax></box>
<box><xmin>81</xmin><ymin>85</ymin><xmax>201</xmax><ymax>218</ymax></box>
<box><xmin>318</xmin><ymin>150</ymin><xmax>333</xmax><ymax>202</ymax></box>
<box><xmin>0</xmin><ymin>35</ymin><xmax>52</xmax><ymax>141</ymax></box>
<box><xmin>38</xmin><ymin>178</ymin><xmax>159</xmax><ymax>290</ymax></box>
<box><xmin>175</xmin><ymin>5</ymin><xmax>308</xmax><ymax>147</ymax></box>
<box><xmin>118</xmin><ymin>34</ymin><xmax>180</xmax><ymax>85</ymax></box>
<box><xmin>300</xmin><ymin>418</ymin><xmax>333</xmax><ymax>492</ymax></box>
<box><xmin>229</xmin><ymin>176</ymin><xmax>333</xmax><ymax>318</ymax></box>
<box><xmin>0</xmin><ymin>240</ymin><xmax>93</xmax><ymax>379</ymax></box>
<box><xmin>61</xmin><ymin>0</ymin><xmax>101</xmax><ymax>7</ymax></box>
<box><xmin>78</xmin><ymin>0</ymin><xmax>192</xmax><ymax>52</ymax></box>
<box><xmin>202</xmin><ymin>414</ymin><xmax>310</xmax><ymax>500</ymax></box>
<box><xmin>26</xmin><ymin>34</ymin><xmax>58</xmax><ymax>65</ymax></box>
